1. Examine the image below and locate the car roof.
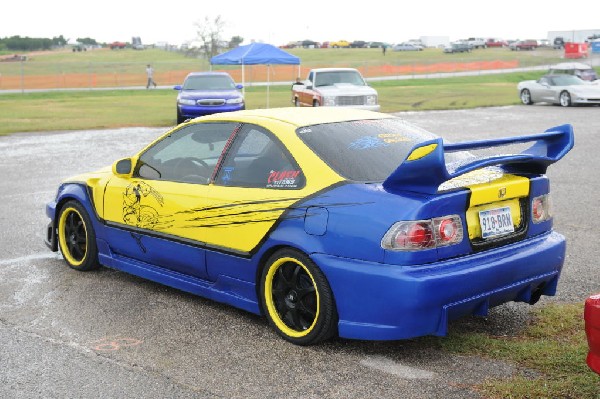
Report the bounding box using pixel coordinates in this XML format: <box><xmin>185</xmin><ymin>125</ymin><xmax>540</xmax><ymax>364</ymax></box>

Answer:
<box><xmin>198</xmin><ymin>107</ymin><xmax>392</xmax><ymax>127</ymax></box>
<box><xmin>549</xmin><ymin>62</ymin><xmax>594</xmax><ymax>70</ymax></box>
<box><xmin>185</xmin><ymin>72</ymin><xmax>233</xmax><ymax>78</ymax></box>
<box><xmin>310</xmin><ymin>68</ymin><xmax>361</xmax><ymax>73</ymax></box>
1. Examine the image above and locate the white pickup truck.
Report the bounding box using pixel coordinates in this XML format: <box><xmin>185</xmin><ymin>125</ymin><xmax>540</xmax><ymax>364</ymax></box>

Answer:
<box><xmin>291</xmin><ymin>68</ymin><xmax>380</xmax><ymax>111</ymax></box>
<box><xmin>466</xmin><ymin>38</ymin><xmax>487</xmax><ymax>49</ymax></box>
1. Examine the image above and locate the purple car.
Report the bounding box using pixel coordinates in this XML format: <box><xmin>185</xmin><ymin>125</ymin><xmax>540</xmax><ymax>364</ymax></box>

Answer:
<box><xmin>174</xmin><ymin>72</ymin><xmax>245</xmax><ymax>124</ymax></box>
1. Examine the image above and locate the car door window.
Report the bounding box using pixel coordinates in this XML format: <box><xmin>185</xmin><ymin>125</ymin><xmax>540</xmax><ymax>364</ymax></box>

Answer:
<box><xmin>215</xmin><ymin>125</ymin><xmax>304</xmax><ymax>189</ymax></box>
<box><xmin>136</xmin><ymin>122</ymin><xmax>238</xmax><ymax>184</ymax></box>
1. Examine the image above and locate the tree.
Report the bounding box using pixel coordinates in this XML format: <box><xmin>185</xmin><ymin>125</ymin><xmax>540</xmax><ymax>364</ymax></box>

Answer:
<box><xmin>52</xmin><ymin>35</ymin><xmax>67</xmax><ymax>47</ymax></box>
<box><xmin>194</xmin><ymin>15</ymin><xmax>225</xmax><ymax>60</ymax></box>
<box><xmin>77</xmin><ymin>37</ymin><xmax>98</xmax><ymax>46</ymax></box>
<box><xmin>229</xmin><ymin>36</ymin><xmax>243</xmax><ymax>49</ymax></box>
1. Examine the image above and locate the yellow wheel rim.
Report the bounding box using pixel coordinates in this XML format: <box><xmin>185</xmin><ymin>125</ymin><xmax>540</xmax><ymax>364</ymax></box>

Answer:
<box><xmin>264</xmin><ymin>257</ymin><xmax>320</xmax><ymax>338</ymax></box>
<box><xmin>58</xmin><ymin>207</ymin><xmax>88</xmax><ymax>267</ymax></box>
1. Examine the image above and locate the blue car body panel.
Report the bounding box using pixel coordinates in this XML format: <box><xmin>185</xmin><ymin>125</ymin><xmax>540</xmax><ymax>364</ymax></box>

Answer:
<box><xmin>45</xmin><ymin>115</ymin><xmax>573</xmax><ymax>342</ymax></box>
<box><xmin>46</xmin><ymin>176</ymin><xmax>567</xmax><ymax>340</ymax></box>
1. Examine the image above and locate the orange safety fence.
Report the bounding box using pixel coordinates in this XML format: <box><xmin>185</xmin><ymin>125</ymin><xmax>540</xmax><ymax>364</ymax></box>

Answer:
<box><xmin>0</xmin><ymin>60</ymin><xmax>520</xmax><ymax>90</ymax></box>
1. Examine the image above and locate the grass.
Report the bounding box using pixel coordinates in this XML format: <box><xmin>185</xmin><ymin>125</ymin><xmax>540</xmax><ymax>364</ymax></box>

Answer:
<box><xmin>0</xmin><ymin>71</ymin><xmax>543</xmax><ymax>135</ymax></box>
<box><xmin>432</xmin><ymin>302</ymin><xmax>598</xmax><ymax>398</ymax></box>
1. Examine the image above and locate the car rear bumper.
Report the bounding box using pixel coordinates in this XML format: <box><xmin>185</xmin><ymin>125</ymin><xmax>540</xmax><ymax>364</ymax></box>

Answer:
<box><xmin>312</xmin><ymin>231</ymin><xmax>566</xmax><ymax>341</ymax></box>
<box><xmin>585</xmin><ymin>294</ymin><xmax>600</xmax><ymax>374</ymax></box>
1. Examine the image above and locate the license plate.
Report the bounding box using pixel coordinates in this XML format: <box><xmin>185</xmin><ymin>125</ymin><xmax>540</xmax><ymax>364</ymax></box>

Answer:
<box><xmin>479</xmin><ymin>207</ymin><xmax>514</xmax><ymax>238</ymax></box>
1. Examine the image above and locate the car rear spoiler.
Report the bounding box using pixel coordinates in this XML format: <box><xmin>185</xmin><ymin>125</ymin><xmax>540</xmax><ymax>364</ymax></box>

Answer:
<box><xmin>382</xmin><ymin>124</ymin><xmax>574</xmax><ymax>194</ymax></box>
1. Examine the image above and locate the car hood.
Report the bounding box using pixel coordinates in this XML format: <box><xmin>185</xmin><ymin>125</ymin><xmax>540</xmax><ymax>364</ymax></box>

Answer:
<box><xmin>64</xmin><ymin>166</ymin><xmax>112</xmax><ymax>184</ymax></box>
<box><xmin>315</xmin><ymin>84</ymin><xmax>377</xmax><ymax>95</ymax></box>
<box><xmin>179</xmin><ymin>89</ymin><xmax>242</xmax><ymax>99</ymax></box>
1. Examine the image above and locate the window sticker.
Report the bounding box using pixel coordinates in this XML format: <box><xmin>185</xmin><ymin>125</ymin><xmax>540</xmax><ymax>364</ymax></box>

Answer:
<box><xmin>378</xmin><ymin>133</ymin><xmax>410</xmax><ymax>144</ymax></box>
<box><xmin>266</xmin><ymin>170</ymin><xmax>301</xmax><ymax>188</ymax></box>
<box><xmin>221</xmin><ymin>166</ymin><xmax>234</xmax><ymax>185</ymax></box>
<box><xmin>348</xmin><ymin>136</ymin><xmax>389</xmax><ymax>150</ymax></box>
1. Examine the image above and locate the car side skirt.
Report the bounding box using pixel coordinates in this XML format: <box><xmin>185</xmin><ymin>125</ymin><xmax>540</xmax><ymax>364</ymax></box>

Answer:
<box><xmin>97</xmin><ymin>237</ymin><xmax>261</xmax><ymax>314</ymax></box>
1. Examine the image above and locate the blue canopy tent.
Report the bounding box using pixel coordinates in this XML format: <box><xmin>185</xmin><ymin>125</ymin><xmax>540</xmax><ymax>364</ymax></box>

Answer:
<box><xmin>210</xmin><ymin>42</ymin><xmax>300</xmax><ymax>107</ymax></box>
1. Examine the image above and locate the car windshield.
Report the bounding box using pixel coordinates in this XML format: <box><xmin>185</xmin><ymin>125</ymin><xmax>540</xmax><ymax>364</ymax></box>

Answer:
<box><xmin>297</xmin><ymin>118</ymin><xmax>445</xmax><ymax>182</ymax></box>
<box><xmin>548</xmin><ymin>75</ymin><xmax>585</xmax><ymax>86</ymax></box>
<box><xmin>314</xmin><ymin>71</ymin><xmax>365</xmax><ymax>87</ymax></box>
<box><xmin>183</xmin><ymin>75</ymin><xmax>236</xmax><ymax>90</ymax></box>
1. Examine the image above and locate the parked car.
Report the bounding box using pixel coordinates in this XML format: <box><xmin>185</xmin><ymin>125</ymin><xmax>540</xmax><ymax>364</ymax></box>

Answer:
<box><xmin>292</xmin><ymin>68</ymin><xmax>379</xmax><ymax>110</ymax></box>
<box><xmin>350</xmin><ymin>40</ymin><xmax>368</xmax><ymax>48</ymax></box>
<box><xmin>392</xmin><ymin>43</ymin><xmax>423</xmax><ymax>51</ymax></box>
<box><xmin>548</xmin><ymin>62</ymin><xmax>598</xmax><ymax>81</ymax></box>
<box><xmin>173</xmin><ymin>72</ymin><xmax>244</xmax><ymax>123</ymax></box>
<box><xmin>367</xmin><ymin>41</ymin><xmax>385</xmax><ymax>48</ymax></box>
<box><xmin>44</xmin><ymin>107</ymin><xmax>573</xmax><ymax>345</ymax></box>
<box><xmin>443</xmin><ymin>42</ymin><xmax>471</xmax><ymax>53</ymax></box>
<box><xmin>108</xmin><ymin>41</ymin><xmax>126</xmax><ymax>50</ymax></box>
<box><xmin>466</xmin><ymin>38</ymin><xmax>486</xmax><ymax>49</ymax></box>
<box><xmin>553</xmin><ymin>36</ymin><xmax>565</xmax><ymax>49</ymax></box>
<box><xmin>509</xmin><ymin>40</ymin><xmax>538</xmax><ymax>51</ymax></box>
<box><xmin>301</xmin><ymin>40</ymin><xmax>319</xmax><ymax>48</ymax></box>
<box><xmin>486</xmin><ymin>38</ymin><xmax>508</xmax><ymax>47</ymax></box>
<box><xmin>330</xmin><ymin>40</ymin><xmax>351</xmax><ymax>48</ymax></box>
<box><xmin>518</xmin><ymin>74</ymin><xmax>600</xmax><ymax>106</ymax></box>
<box><xmin>585</xmin><ymin>294</ymin><xmax>600</xmax><ymax>374</ymax></box>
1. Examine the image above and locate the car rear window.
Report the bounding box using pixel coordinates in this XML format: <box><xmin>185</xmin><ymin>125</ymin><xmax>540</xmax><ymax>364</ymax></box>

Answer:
<box><xmin>296</xmin><ymin>118</ymin><xmax>438</xmax><ymax>182</ymax></box>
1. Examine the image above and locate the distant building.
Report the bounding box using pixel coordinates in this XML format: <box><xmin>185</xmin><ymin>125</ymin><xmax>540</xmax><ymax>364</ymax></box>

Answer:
<box><xmin>547</xmin><ymin>29</ymin><xmax>600</xmax><ymax>43</ymax></box>
<box><xmin>419</xmin><ymin>36</ymin><xmax>450</xmax><ymax>48</ymax></box>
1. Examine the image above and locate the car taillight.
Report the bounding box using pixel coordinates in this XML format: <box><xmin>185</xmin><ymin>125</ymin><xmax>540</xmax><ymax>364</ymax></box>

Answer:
<box><xmin>382</xmin><ymin>215</ymin><xmax>463</xmax><ymax>251</ymax></box>
<box><xmin>393</xmin><ymin>222</ymin><xmax>434</xmax><ymax>250</ymax></box>
<box><xmin>532</xmin><ymin>194</ymin><xmax>552</xmax><ymax>224</ymax></box>
<box><xmin>433</xmin><ymin>215</ymin><xmax>463</xmax><ymax>246</ymax></box>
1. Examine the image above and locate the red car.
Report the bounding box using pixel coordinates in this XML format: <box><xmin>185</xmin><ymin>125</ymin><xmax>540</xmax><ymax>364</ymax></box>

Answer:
<box><xmin>585</xmin><ymin>294</ymin><xmax>600</xmax><ymax>374</ymax></box>
<box><xmin>109</xmin><ymin>41</ymin><xmax>127</xmax><ymax>50</ymax></box>
<box><xmin>486</xmin><ymin>38</ymin><xmax>507</xmax><ymax>48</ymax></box>
<box><xmin>509</xmin><ymin>40</ymin><xmax>538</xmax><ymax>51</ymax></box>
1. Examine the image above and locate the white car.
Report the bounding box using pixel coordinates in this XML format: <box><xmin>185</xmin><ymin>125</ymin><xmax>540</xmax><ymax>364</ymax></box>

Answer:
<box><xmin>517</xmin><ymin>74</ymin><xmax>600</xmax><ymax>107</ymax></box>
<box><xmin>292</xmin><ymin>68</ymin><xmax>380</xmax><ymax>111</ymax></box>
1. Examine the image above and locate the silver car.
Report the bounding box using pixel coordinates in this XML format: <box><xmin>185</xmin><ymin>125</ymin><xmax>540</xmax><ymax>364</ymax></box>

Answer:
<box><xmin>518</xmin><ymin>74</ymin><xmax>600</xmax><ymax>107</ymax></box>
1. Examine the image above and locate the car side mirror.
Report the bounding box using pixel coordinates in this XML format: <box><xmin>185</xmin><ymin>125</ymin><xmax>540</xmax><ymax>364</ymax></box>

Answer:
<box><xmin>236</xmin><ymin>84</ymin><xmax>243</xmax><ymax>89</ymax></box>
<box><xmin>173</xmin><ymin>85</ymin><xmax>182</xmax><ymax>91</ymax></box>
<box><xmin>113</xmin><ymin>158</ymin><xmax>133</xmax><ymax>177</ymax></box>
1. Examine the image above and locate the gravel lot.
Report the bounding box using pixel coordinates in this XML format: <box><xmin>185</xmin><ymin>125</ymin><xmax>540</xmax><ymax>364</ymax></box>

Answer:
<box><xmin>0</xmin><ymin>104</ymin><xmax>597</xmax><ymax>398</ymax></box>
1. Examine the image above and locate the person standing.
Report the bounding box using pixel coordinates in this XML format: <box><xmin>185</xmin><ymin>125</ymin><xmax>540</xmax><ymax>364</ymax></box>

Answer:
<box><xmin>146</xmin><ymin>64</ymin><xmax>157</xmax><ymax>89</ymax></box>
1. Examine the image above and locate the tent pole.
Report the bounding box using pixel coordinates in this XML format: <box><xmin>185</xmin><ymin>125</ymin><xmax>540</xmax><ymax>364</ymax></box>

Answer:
<box><xmin>242</xmin><ymin>63</ymin><xmax>245</xmax><ymax>97</ymax></box>
<box><xmin>267</xmin><ymin>65</ymin><xmax>270</xmax><ymax>109</ymax></box>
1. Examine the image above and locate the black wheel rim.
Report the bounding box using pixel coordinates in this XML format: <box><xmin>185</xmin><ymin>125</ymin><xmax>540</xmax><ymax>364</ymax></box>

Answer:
<box><xmin>63</xmin><ymin>210</ymin><xmax>87</xmax><ymax>262</ymax></box>
<box><xmin>271</xmin><ymin>262</ymin><xmax>317</xmax><ymax>331</ymax></box>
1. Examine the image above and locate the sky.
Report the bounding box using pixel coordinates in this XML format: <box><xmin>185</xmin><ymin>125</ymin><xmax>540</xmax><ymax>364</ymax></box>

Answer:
<box><xmin>3</xmin><ymin>0</ymin><xmax>598</xmax><ymax>47</ymax></box>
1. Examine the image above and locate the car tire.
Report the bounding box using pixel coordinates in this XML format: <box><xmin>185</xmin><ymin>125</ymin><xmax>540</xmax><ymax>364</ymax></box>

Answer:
<box><xmin>260</xmin><ymin>248</ymin><xmax>338</xmax><ymax>345</ymax></box>
<box><xmin>294</xmin><ymin>97</ymin><xmax>299</xmax><ymax>107</ymax></box>
<box><xmin>312</xmin><ymin>99</ymin><xmax>320</xmax><ymax>107</ymax></box>
<box><xmin>520</xmin><ymin>89</ymin><xmax>533</xmax><ymax>105</ymax></box>
<box><xmin>176</xmin><ymin>109</ymin><xmax>185</xmax><ymax>124</ymax></box>
<box><xmin>559</xmin><ymin>91</ymin><xmax>572</xmax><ymax>107</ymax></box>
<box><xmin>57</xmin><ymin>200</ymin><xmax>100</xmax><ymax>271</ymax></box>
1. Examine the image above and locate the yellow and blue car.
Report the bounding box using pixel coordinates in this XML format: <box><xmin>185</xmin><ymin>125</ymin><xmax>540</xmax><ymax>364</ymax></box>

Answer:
<box><xmin>45</xmin><ymin>108</ymin><xmax>574</xmax><ymax>345</ymax></box>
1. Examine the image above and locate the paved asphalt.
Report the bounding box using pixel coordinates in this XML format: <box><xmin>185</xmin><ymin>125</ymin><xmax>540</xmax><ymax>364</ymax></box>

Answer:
<box><xmin>0</xmin><ymin>105</ymin><xmax>598</xmax><ymax>398</ymax></box>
